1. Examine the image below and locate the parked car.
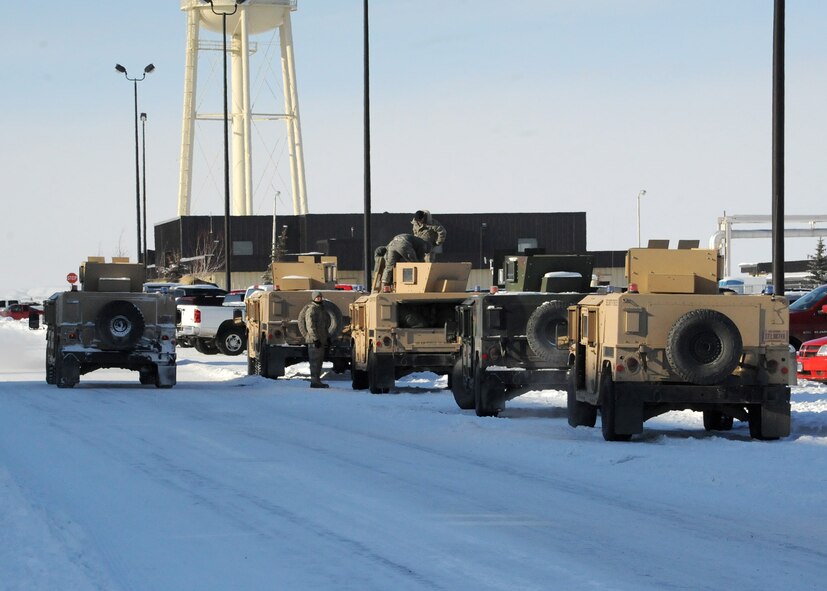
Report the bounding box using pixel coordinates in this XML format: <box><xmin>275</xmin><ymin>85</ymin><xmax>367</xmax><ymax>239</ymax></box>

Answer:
<box><xmin>796</xmin><ymin>336</ymin><xmax>827</xmax><ymax>382</ymax></box>
<box><xmin>789</xmin><ymin>284</ymin><xmax>827</xmax><ymax>349</ymax></box>
<box><xmin>143</xmin><ymin>282</ymin><xmax>180</xmax><ymax>294</ymax></box>
<box><xmin>1</xmin><ymin>303</ymin><xmax>43</xmax><ymax>321</ymax></box>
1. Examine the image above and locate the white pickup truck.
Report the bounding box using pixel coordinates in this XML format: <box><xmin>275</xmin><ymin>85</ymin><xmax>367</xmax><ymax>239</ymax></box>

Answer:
<box><xmin>176</xmin><ymin>288</ymin><xmax>247</xmax><ymax>356</ymax></box>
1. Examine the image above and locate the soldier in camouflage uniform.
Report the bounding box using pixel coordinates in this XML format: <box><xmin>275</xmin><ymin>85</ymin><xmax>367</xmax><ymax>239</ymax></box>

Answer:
<box><xmin>411</xmin><ymin>210</ymin><xmax>446</xmax><ymax>262</ymax></box>
<box><xmin>381</xmin><ymin>234</ymin><xmax>430</xmax><ymax>290</ymax></box>
<box><xmin>303</xmin><ymin>290</ymin><xmax>330</xmax><ymax>388</ymax></box>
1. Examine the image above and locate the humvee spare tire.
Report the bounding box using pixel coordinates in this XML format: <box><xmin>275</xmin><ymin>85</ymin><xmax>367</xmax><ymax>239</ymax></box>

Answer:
<box><xmin>666</xmin><ymin>309</ymin><xmax>742</xmax><ymax>385</ymax></box>
<box><xmin>95</xmin><ymin>300</ymin><xmax>145</xmax><ymax>350</ymax></box>
<box><xmin>297</xmin><ymin>300</ymin><xmax>344</xmax><ymax>340</ymax></box>
<box><xmin>525</xmin><ymin>300</ymin><xmax>568</xmax><ymax>363</ymax></box>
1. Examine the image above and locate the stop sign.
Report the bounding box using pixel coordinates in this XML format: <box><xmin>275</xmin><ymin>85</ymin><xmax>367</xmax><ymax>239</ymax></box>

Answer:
<box><xmin>66</xmin><ymin>272</ymin><xmax>78</xmax><ymax>284</ymax></box>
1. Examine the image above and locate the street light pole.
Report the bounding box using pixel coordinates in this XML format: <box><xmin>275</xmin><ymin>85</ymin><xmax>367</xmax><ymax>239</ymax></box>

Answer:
<box><xmin>115</xmin><ymin>63</ymin><xmax>154</xmax><ymax>264</ymax></box>
<box><xmin>203</xmin><ymin>0</ymin><xmax>246</xmax><ymax>291</ymax></box>
<box><xmin>636</xmin><ymin>189</ymin><xmax>647</xmax><ymax>247</ymax></box>
<box><xmin>140</xmin><ymin>112</ymin><xmax>148</xmax><ymax>270</ymax></box>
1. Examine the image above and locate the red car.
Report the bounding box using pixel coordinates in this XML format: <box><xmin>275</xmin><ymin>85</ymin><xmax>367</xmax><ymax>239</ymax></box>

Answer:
<box><xmin>0</xmin><ymin>303</ymin><xmax>42</xmax><ymax>320</ymax></box>
<box><xmin>796</xmin><ymin>336</ymin><xmax>827</xmax><ymax>382</ymax></box>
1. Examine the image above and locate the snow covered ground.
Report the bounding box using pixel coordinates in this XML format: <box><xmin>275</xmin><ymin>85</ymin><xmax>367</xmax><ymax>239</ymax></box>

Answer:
<box><xmin>1</xmin><ymin>317</ymin><xmax>826</xmax><ymax>590</ymax></box>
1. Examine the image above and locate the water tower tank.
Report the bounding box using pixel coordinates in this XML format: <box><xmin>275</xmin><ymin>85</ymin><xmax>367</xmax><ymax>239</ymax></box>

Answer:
<box><xmin>178</xmin><ymin>0</ymin><xmax>307</xmax><ymax>217</ymax></box>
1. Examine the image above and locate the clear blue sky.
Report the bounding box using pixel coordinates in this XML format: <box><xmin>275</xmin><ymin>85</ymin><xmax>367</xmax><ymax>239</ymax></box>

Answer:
<box><xmin>2</xmin><ymin>0</ymin><xmax>827</xmax><ymax>289</ymax></box>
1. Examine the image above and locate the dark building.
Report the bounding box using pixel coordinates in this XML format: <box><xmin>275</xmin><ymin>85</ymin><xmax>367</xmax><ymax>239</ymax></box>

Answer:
<box><xmin>153</xmin><ymin>212</ymin><xmax>588</xmax><ymax>277</ymax></box>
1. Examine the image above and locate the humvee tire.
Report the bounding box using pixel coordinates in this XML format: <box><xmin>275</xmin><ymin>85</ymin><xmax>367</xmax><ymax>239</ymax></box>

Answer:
<box><xmin>702</xmin><ymin>411</ymin><xmax>734</xmax><ymax>431</ymax></box>
<box><xmin>56</xmin><ymin>355</ymin><xmax>79</xmax><ymax>389</ymax></box>
<box><xmin>368</xmin><ymin>350</ymin><xmax>390</xmax><ymax>394</ymax></box>
<box><xmin>666</xmin><ymin>309</ymin><xmax>742</xmax><ymax>385</ymax></box>
<box><xmin>473</xmin><ymin>364</ymin><xmax>502</xmax><ymax>417</ymax></box>
<box><xmin>194</xmin><ymin>338</ymin><xmax>219</xmax><ymax>355</ymax></box>
<box><xmin>451</xmin><ymin>358</ymin><xmax>474</xmax><ymax>410</ymax></box>
<box><xmin>139</xmin><ymin>367</ymin><xmax>155</xmax><ymax>385</ymax></box>
<box><xmin>525</xmin><ymin>301</ymin><xmax>568</xmax><ymax>363</ymax></box>
<box><xmin>95</xmin><ymin>300</ymin><xmax>145</xmax><ymax>350</ymax></box>
<box><xmin>599</xmin><ymin>370</ymin><xmax>631</xmax><ymax>442</ymax></box>
<box><xmin>216</xmin><ymin>326</ymin><xmax>245</xmax><ymax>356</ymax></box>
<box><xmin>567</xmin><ymin>369</ymin><xmax>597</xmax><ymax>428</ymax></box>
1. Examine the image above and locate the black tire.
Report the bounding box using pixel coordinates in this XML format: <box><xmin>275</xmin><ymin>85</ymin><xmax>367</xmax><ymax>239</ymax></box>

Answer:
<box><xmin>256</xmin><ymin>339</ymin><xmax>269</xmax><ymax>377</ymax></box>
<box><xmin>55</xmin><ymin>356</ymin><xmax>78</xmax><ymax>389</ymax></box>
<box><xmin>567</xmin><ymin>368</ymin><xmax>597</xmax><ymax>428</ymax></box>
<box><xmin>139</xmin><ymin>368</ymin><xmax>155</xmax><ymax>385</ymax></box>
<box><xmin>525</xmin><ymin>301</ymin><xmax>568</xmax><ymax>363</ymax></box>
<box><xmin>748</xmin><ymin>404</ymin><xmax>780</xmax><ymax>441</ymax></box>
<box><xmin>45</xmin><ymin>328</ymin><xmax>56</xmax><ymax>385</ymax></box>
<box><xmin>332</xmin><ymin>357</ymin><xmax>349</xmax><ymax>374</ymax></box>
<box><xmin>95</xmin><ymin>300</ymin><xmax>145</xmax><ymax>350</ymax></box>
<box><xmin>474</xmin><ymin>363</ymin><xmax>501</xmax><ymax>417</ymax></box>
<box><xmin>368</xmin><ymin>349</ymin><xmax>389</xmax><ymax>394</ymax></box>
<box><xmin>194</xmin><ymin>338</ymin><xmax>219</xmax><ymax>355</ymax></box>
<box><xmin>451</xmin><ymin>357</ymin><xmax>474</xmax><ymax>410</ymax></box>
<box><xmin>600</xmin><ymin>370</ymin><xmax>631</xmax><ymax>442</ymax></box>
<box><xmin>703</xmin><ymin>410</ymin><xmax>734</xmax><ymax>431</ymax></box>
<box><xmin>216</xmin><ymin>326</ymin><xmax>246</xmax><ymax>356</ymax></box>
<box><xmin>297</xmin><ymin>300</ymin><xmax>344</xmax><ymax>340</ymax></box>
<box><xmin>666</xmin><ymin>309</ymin><xmax>742</xmax><ymax>385</ymax></box>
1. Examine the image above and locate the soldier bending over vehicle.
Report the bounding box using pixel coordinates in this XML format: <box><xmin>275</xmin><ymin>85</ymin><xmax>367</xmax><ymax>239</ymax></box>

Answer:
<box><xmin>381</xmin><ymin>234</ymin><xmax>430</xmax><ymax>291</ymax></box>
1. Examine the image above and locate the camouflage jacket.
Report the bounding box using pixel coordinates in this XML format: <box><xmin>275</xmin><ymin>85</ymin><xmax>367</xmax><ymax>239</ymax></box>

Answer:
<box><xmin>303</xmin><ymin>301</ymin><xmax>330</xmax><ymax>345</ymax></box>
<box><xmin>411</xmin><ymin>210</ymin><xmax>446</xmax><ymax>248</ymax></box>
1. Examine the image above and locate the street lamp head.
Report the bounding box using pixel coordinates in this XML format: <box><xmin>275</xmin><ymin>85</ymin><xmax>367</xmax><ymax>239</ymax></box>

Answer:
<box><xmin>144</xmin><ymin>64</ymin><xmax>155</xmax><ymax>74</ymax></box>
<box><xmin>115</xmin><ymin>64</ymin><xmax>127</xmax><ymax>74</ymax></box>
<box><xmin>140</xmin><ymin>112</ymin><xmax>147</xmax><ymax>122</ymax></box>
<box><xmin>640</xmin><ymin>189</ymin><xmax>647</xmax><ymax>196</ymax></box>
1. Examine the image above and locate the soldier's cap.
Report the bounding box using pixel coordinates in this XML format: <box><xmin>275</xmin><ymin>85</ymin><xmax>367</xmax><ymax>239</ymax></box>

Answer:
<box><xmin>311</xmin><ymin>290</ymin><xmax>323</xmax><ymax>299</ymax></box>
<box><xmin>413</xmin><ymin>210</ymin><xmax>427</xmax><ymax>223</ymax></box>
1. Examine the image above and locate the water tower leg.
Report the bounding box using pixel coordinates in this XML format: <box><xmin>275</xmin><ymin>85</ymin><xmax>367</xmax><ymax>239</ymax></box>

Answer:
<box><xmin>240</xmin><ymin>8</ymin><xmax>253</xmax><ymax>216</ymax></box>
<box><xmin>231</xmin><ymin>31</ymin><xmax>246</xmax><ymax>216</ymax></box>
<box><xmin>279</xmin><ymin>13</ymin><xmax>308</xmax><ymax>215</ymax></box>
<box><xmin>178</xmin><ymin>9</ymin><xmax>201</xmax><ymax>216</ymax></box>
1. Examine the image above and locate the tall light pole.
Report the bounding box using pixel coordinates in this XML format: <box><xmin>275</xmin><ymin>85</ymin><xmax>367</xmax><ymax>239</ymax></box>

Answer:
<box><xmin>115</xmin><ymin>63</ymin><xmax>155</xmax><ymax>264</ymax></box>
<box><xmin>140</xmin><ymin>112</ymin><xmax>148</xmax><ymax>270</ymax></box>
<box><xmin>202</xmin><ymin>0</ymin><xmax>246</xmax><ymax>290</ymax></box>
<box><xmin>636</xmin><ymin>189</ymin><xmax>647</xmax><ymax>247</ymax></box>
<box><xmin>363</xmin><ymin>0</ymin><xmax>372</xmax><ymax>290</ymax></box>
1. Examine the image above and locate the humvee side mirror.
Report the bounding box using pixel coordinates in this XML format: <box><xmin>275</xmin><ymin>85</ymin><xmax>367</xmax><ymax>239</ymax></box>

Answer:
<box><xmin>233</xmin><ymin>308</ymin><xmax>243</xmax><ymax>324</ymax></box>
<box><xmin>444</xmin><ymin>320</ymin><xmax>458</xmax><ymax>342</ymax></box>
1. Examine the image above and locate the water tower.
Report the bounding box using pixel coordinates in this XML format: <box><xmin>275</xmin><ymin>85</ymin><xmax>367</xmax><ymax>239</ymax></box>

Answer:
<box><xmin>178</xmin><ymin>0</ymin><xmax>308</xmax><ymax>216</ymax></box>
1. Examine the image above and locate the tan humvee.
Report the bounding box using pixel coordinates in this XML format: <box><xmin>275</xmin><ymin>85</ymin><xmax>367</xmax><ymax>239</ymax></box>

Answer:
<box><xmin>43</xmin><ymin>257</ymin><xmax>177</xmax><ymax>388</ymax></box>
<box><xmin>567</xmin><ymin>246</ymin><xmax>792</xmax><ymax>441</ymax></box>
<box><xmin>349</xmin><ymin>262</ymin><xmax>472</xmax><ymax>393</ymax></box>
<box><xmin>244</xmin><ymin>255</ymin><xmax>363</xmax><ymax>378</ymax></box>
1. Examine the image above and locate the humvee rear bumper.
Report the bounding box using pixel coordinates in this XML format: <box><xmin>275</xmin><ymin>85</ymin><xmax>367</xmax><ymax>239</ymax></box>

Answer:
<box><xmin>62</xmin><ymin>350</ymin><xmax>176</xmax><ymax>373</ymax></box>
<box><xmin>610</xmin><ymin>383</ymin><xmax>791</xmax><ymax>437</ymax></box>
<box><xmin>484</xmin><ymin>366</ymin><xmax>569</xmax><ymax>389</ymax></box>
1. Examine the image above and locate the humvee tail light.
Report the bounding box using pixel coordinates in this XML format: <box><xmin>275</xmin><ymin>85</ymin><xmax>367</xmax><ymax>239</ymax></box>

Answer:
<box><xmin>615</xmin><ymin>363</ymin><xmax>625</xmax><ymax>373</ymax></box>
<box><xmin>625</xmin><ymin>356</ymin><xmax>640</xmax><ymax>373</ymax></box>
<box><xmin>382</xmin><ymin>336</ymin><xmax>392</xmax><ymax>347</ymax></box>
<box><xmin>767</xmin><ymin>359</ymin><xmax>779</xmax><ymax>374</ymax></box>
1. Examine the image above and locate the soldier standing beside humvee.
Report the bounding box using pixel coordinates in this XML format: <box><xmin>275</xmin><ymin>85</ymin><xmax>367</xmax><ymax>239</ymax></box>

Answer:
<box><xmin>303</xmin><ymin>290</ymin><xmax>331</xmax><ymax>388</ymax></box>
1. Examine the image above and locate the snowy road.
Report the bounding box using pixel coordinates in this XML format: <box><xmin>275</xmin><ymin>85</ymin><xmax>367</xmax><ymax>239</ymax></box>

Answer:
<box><xmin>1</xmin><ymin>319</ymin><xmax>826</xmax><ymax>590</ymax></box>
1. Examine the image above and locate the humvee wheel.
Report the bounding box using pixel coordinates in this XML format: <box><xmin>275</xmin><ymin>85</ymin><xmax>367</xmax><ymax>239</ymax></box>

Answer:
<box><xmin>451</xmin><ymin>357</ymin><xmax>474</xmax><ymax>410</ymax></box>
<box><xmin>368</xmin><ymin>350</ymin><xmax>389</xmax><ymax>394</ymax></box>
<box><xmin>255</xmin><ymin>339</ymin><xmax>269</xmax><ymax>377</ymax></box>
<box><xmin>55</xmin><ymin>356</ymin><xmax>79</xmax><ymax>389</ymax></box>
<box><xmin>567</xmin><ymin>368</ymin><xmax>597</xmax><ymax>428</ymax></box>
<box><xmin>666</xmin><ymin>309</ymin><xmax>742</xmax><ymax>385</ymax></box>
<box><xmin>45</xmin><ymin>328</ymin><xmax>57</xmax><ymax>385</ymax></box>
<box><xmin>600</xmin><ymin>371</ymin><xmax>631</xmax><ymax>441</ymax></box>
<box><xmin>748</xmin><ymin>404</ymin><xmax>781</xmax><ymax>441</ymax></box>
<box><xmin>351</xmin><ymin>344</ymin><xmax>369</xmax><ymax>389</ymax></box>
<box><xmin>216</xmin><ymin>326</ymin><xmax>246</xmax><ymax>356</ymax></box>
<box><xmin>703</xmin><ymin>410</ymin><xmax>734</xmax><ymax>431</ymax></box>
<box><xmin>139</xmin><ymin>367</ymin><xmax>155</xmax><ymax>385</ymax></box>
<box><xmin>95</xmin><ymin>300</ymin><xmax>145</xmax><ymax>350</ymax></box>
<box><xmin>525</xmin><ymin>301</ymin><xmax>568</xmax><ymax>364</ymax></box>
<box><xmin>194</xmin><ymin>338</ymin><xmax>219</xmax><ymax>355</ymax></box>
<box><xmin>474</xmin><ymin>364</ymin><xmax>501</xmax><ymax>417</ymax></box>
